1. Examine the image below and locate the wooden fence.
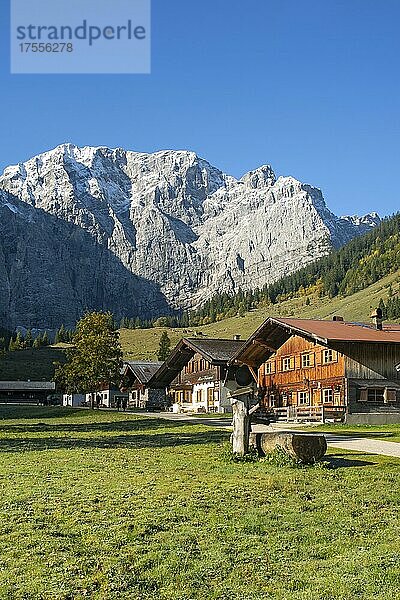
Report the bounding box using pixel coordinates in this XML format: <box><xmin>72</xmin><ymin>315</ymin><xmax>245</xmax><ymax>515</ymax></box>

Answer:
<box><xmin>271</xmin><ymin>404</ymin><xmax>346</xmax><ymax>423</ymax></box>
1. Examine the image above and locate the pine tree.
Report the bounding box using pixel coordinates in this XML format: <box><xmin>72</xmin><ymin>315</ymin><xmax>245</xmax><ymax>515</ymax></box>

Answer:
<box><xmin>25</xmin><ymin>329</ymin><xmax>33</xmax><ymax>348</ymax></box>
<box><xmin>42</xmin><ymin>331</ymin><xmax>49</xmax><ymax>346</ymax></box>
<box><xmin>157</xmin><ymin>331</ymin><xmax>171</xmax><ymax>361</ymax></box>
<box><xmin>378</xmin><ymin>298</ymin><xmax>386</xmax><ymax>319</ymax></box>
<box><xmin>33</xmin><ymin>335</ymin><xmax>42</xmax><ymax>349</ymax></box>
<box><xmin>15</xmin><ymin>331</ymin><xmax>24</xmax><ymax>350</ymax></box>
<box><xmin>55</xmin><ymin>324</ymin><xmax>67</xmax><ymax>343</ymax></box>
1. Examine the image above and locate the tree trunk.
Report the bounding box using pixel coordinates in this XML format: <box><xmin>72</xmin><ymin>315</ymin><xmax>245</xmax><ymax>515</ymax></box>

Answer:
<box><xmin>231</xmin><ymin>396</ymin><xmax>251</xmax><ymax>456</ymax></box>
<box><xmin>250</xmin><ymin>432</ymin><xmax>327</xmax><ymax>464</ymax></box>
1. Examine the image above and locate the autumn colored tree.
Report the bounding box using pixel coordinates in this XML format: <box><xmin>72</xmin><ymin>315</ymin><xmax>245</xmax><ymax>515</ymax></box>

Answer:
<box><xmin>55</xmin><ymin>312</ymin><xmax>123</xmax><ymax>395</ymax></box>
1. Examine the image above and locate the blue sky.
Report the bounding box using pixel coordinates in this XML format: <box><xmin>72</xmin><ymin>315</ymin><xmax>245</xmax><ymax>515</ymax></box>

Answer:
<box><xmin>0</xmin><ymin>0</ymin><xmax>399</xmax><ymax>217</ymax></box>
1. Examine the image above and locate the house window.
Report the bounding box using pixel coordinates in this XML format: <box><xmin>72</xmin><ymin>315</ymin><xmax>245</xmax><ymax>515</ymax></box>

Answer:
<box><xmin>322</xmin><ymin>349</ymin><xmax>337</xmax><ymax>364</ymax></box>
<box><xmin>282</xmin><ymin>356</ymin><xmax>294</xmax><ymax>371</ymax></box>
<box><xmin>367</xmin><ymin>388</ymin><xmax>385</xmax><ymax>402</ymax></box>
<box><xmin>207</xmin><ymin>387</ymin><xmax>214</xmax><ymax>406</ymax></box>
<box><xmin>322</xmin><ymin>389</ymin><xmax>333</xmax><ymax>403</ymax></box>
<box><xmin>301</xmin><ymin>353</ymin><xmax>311</xmax><ymax>368</ymax></box>
<box><xmin>265</xmin><ymin>360</ymin><xmax>275</xmax><ymax>375</ymax></box>
<box><xmin>196</xmin><ymin>389</ymin><xmax>203</xmax><ymax>403</ymax></box>
<box><xmin>298</xmin><ymin>391</ymin><xmax>309</xmax><ymax>405</ymax></box>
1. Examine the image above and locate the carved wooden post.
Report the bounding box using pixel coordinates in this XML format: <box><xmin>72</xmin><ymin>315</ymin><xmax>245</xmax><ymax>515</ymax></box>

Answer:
<box><xmin>231</xmin><ymin>394</ymin><xmax>251</xmax><ymax>456</ymax></box>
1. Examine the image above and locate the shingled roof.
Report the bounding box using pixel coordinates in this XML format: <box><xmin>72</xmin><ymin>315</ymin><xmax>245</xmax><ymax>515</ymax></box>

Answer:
<box><xmin>123</xmin><ymin>361</ymin><xmax>164</xmax><ymax>384</ymax></box>
<box><xmin>231</xmin><ymin>317</ymin><xmax>400</xmax><ymax>368</ymax></box>
<box><xmin>0</xmin><ymin>381</ymin><xmax>55</xmax><ymax>391</ymax></box>
<box><xmin>149</xmin><ymin>338</ymin><xmax>245</xmax><ymax>388</ymax></box>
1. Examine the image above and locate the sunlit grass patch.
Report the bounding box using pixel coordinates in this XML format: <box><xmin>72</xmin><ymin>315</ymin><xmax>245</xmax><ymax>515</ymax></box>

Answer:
<box><xmin>0</xmin><ymin>406</ymin><xmax>398</xmax><ymax>599</ymax></box>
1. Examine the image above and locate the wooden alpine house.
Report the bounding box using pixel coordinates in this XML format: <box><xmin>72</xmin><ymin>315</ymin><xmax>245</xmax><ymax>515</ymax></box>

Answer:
<box><xmin>149</xmin><ymin>337</ymin><xmax>244</xmax><ymax>413</ymax></box>
<box><xmin>231</xmin><ymin>313</ymin><xmax>400</xmax><ymax>424</ymax></box>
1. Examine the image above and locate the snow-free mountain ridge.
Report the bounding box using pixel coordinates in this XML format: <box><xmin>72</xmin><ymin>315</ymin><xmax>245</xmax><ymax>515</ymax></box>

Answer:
<box><xmin>0</xmin><ymin>143</ymin><xmax>380</xmax><ymax>328</ymax></box>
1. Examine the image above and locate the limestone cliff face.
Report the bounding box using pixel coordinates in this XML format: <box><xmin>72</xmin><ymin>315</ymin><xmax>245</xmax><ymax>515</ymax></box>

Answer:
<box><xmin>0</xmin><ymin>144</ymin><xmax>379</xmax><ymax>328</ymax></box>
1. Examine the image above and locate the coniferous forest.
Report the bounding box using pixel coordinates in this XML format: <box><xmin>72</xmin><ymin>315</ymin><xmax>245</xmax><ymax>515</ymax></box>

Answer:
<box><xmin>115</xmin><ymin>212</ymin><xmax>400</xmax><ymax>329</ymax></box>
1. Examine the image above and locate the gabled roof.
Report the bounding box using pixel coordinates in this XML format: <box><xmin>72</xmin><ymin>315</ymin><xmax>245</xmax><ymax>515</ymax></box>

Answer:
<box><xmin>0</xmin><ymin>381</ymin><xmax>56</xmax><ymax>391</ymax></box>
<box><xmin>181</xmin><ymin>338</ymin><xmax>245</xmax><ymax>363</ymax></box>
<box><xmin>231</xmin><ymin>317</ymin><xmax>400</xmax><ymax>368</ymax></box>
<box><xmin>149</xmin><ymin>337</ymin><xmax>245</xmax><ymax>388</ymax></box>
<box><xmin>123</xmin><ymin>361</ymin><xmax>164</xmax><ymax>384</ymax></box>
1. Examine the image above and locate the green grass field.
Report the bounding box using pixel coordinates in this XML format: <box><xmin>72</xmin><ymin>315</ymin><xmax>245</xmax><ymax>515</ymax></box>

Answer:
<box><xmin>0</xmin><ymin>406</ymin><xmax>398</xmax><ymax>599</ymax></box>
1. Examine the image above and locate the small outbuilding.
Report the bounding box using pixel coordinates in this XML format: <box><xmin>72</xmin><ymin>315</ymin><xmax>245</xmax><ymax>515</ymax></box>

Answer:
<box><xmin>62</xmin><ymin>393</ymin><xmax>86</xmax><ymax>407</ymax></box>
<box><xmin>122</xmin><ymin>361</ymin><xmax>166</xmax><ymax>410</ymax></box>
<box><xmin>0</xmin><ymin>381</ymin><xmax>56</xmax><ymax>404</ymax></box>
<box><xmin>85</xmin><ymin>386</ymin><xmax>128</xmax><ymax>409</ymax></box>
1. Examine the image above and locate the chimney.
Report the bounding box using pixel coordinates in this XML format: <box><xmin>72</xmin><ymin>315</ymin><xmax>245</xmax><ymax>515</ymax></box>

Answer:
<box><xmin>370</xmin><ymin>308</ymin><xmax>383</xmax><ymax>330</ymax></box>
<box><xmin>332</xmin><ymin>316</ymin><xmax>344</xmax><ymax>322</ymax></box>
<box><xmin>233</xmin><ymin>334</ymin><xmax>241</xmax><ymax>341</ymax></box>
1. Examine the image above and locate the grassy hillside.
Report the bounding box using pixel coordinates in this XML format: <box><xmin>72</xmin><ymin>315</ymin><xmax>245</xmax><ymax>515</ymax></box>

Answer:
<box><xmin>187</xmin><ymin>213</ymin><xmax>400</xmax><ymax>326</ymax></box>
<box><xmin>0</xmin><ymin>345</ymin><xmax>67</xmax><ymax>381</ymax></box>
<box><xmin>2</xmin><ymin>269</ymin><xmax>399</xmax><ymax>377</ymax></box>
<box><xmin>121</xmin><ymin>269</ymin><xmax>400</xmax><ymax>361</ymax></box>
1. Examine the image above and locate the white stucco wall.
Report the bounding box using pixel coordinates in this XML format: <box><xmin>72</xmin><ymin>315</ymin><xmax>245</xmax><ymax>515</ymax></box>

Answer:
<box><xmin>62</xmin><ymin>393</ymin><xmax>85</xmax><ymax>407</ymax></box>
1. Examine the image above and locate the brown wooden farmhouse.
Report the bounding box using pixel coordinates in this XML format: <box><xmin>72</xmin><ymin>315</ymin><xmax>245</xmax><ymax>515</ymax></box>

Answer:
<box><xmin>122</xmin><ymin>361</ymin><xmax>166</xmax><ymax>410</ymax></box>
<box><xmin>231</xmin><ymin>317</ymin><xmax>400</xmax><ymax>424</ymax></box>
<box><xmin>149</xmin><ymin>337</ymin><xmax>244</xmax><ymax>413</ymax></box>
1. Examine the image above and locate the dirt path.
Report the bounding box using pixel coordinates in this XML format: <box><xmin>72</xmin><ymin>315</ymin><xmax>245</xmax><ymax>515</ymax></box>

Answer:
<box><xmin>132</xmin><ymin>411</ymin><xmax>400</xmax><ymax>458</ymax></box>
<box><xmin>253</xmin><ymin>424</ymin><xmax>400</xmax><ymax>458</ymax></box>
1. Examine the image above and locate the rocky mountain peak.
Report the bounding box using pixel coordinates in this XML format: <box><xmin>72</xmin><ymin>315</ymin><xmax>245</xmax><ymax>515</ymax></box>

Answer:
<box><xmin>240</xmin><ymin>165</ymin><xmax>276</xmax><ymax>189</ymax></box>
<box><xmin>0</xmin><ymin>144</ymin><xmax>380</xmax><ymax>328</ymax></box>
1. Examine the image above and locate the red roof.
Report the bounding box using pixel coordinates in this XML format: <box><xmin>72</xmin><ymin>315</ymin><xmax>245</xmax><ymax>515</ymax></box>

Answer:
<box><xmin>231</xmin><ymin>317</ymin><xmax>400</xmax><ymax>367</ymax></box>
<box><xmin>277</xmin><ymin>318</ymin><xmax>400</xmax><ymax>343</ymax></box>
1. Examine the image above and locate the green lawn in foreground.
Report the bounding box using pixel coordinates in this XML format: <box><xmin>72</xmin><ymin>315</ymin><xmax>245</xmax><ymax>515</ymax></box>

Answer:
<box><xmin>0</xmin><ymin>407</ymin><xmax>399</xmax><ymax>599</ymax></box>
<box><xmin>306</xmin><ymin>423</ymin><xmax>400</xmax><ymax>443</ymax></box>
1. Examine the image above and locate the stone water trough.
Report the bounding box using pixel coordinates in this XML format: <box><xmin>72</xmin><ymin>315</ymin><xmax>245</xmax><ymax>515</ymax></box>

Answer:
<box><xmin>250</xmin><ymin>431</ymin><xmax>327</xmax><ymax>464</ymax></box>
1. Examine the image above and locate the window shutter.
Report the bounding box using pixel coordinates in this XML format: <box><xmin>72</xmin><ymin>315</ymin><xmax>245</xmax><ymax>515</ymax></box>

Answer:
<box><xmin>384</xmin><ymin>388</ymin><xmax>397</xmax><ymax>403</ymax></box>
<box><xmin>290</xmin><ymin>357</ymin><xmax>295</xmax><ymax>370</ymax></box>
<box><xmin>332</xmin><ymin>350</ymin><xmax>338</xmax><ymax>362</ymax></box>
<box><xmin>309</xmin><ymin>353</ymin><xmax>315</xmax><ymax>367</ymax></box>
<box><xmin>359</xmin><ymin>388</ymin><xmax>367</xmax><ymax>402</ymax></box>
<box><xmin>270</xmin><ymin>360</ymin><xmax>275</xmax><ymax>374</ymax></box>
